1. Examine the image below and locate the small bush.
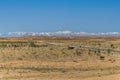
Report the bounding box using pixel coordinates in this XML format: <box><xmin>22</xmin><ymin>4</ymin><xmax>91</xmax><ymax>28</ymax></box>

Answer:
<box><xmin>107</xmin><ymin>49</ymin><xmax>111</xmax><ymax>54</ymax></box>
<box><xmin>75</xmin><ymin>50</ymin><xmax>82</xmax><ymax>56</ymax></box>
<box><xmin>100</xmin><ymin>56</ymin><xmax>105</xmax><ymax>60</ymax></box>
<box><xmin>98</xmin><ymin>49</ymin><xmax>101</xmax><ymax>53</ymax></box>
<box><xmin>17</xmin><ymin>57</ymin><xmax>23</xmax><ymax>60</ymax></box>
<box><xmin>110</xmin><ymin>44</ymin><xmax>115</xmax><ymax>49</ymax></box>
<box><xmin>29</xmin><ymin>42</ymin><xmax>36</xmax><ymax>47</ymax></box>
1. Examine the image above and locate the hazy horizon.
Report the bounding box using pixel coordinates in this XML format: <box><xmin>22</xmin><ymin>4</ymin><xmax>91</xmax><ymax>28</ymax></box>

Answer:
<box><xmin>0</xmin><ymin>31</ymin><xmax>119</xmax><ymax>37</ymax></box>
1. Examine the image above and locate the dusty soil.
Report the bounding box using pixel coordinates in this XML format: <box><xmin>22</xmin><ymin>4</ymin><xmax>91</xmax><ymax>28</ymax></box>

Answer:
<box><xmin>0</xmin><ymin>38</ymin><xmax>120</xmax><ymax>80</ymax></box>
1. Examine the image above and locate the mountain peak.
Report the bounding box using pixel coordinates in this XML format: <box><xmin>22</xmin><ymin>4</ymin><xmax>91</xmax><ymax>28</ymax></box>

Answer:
<box><xmin>0</xmin><ymin>31</ymin><xmax>119</xmax><ymax>37</ymax></box>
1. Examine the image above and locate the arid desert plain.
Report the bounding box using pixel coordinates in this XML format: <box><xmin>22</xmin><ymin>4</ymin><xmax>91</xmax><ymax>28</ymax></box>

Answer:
<box><xmin>0</xmin><ymin>36</ymin><xmax>120</xmax><ymax>80</ymax></box>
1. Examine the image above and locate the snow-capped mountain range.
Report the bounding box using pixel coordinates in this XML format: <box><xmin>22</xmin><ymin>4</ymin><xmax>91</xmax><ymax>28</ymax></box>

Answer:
<box><xmin>0</xmin><ymin>31</ymin><xmax>120</xmax><ymax>37</ymax></box>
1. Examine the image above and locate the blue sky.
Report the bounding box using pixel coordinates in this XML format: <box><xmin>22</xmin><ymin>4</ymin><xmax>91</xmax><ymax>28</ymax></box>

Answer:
<box><xmin>0</xmin><ymin>0</ymin><xmax>120</xmax><ymax>32</ymax></box>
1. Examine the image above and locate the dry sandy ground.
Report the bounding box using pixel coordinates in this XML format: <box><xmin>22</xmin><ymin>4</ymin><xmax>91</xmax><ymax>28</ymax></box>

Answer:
<box><xmin>0</xmin><ymin>38</ymin><xmax>120</xmax><ymax>80</ymax></box>
<box><xmin>0</xmin><ymin>60</ymin><xmax>120</xmax><ymax>80</ymax></box>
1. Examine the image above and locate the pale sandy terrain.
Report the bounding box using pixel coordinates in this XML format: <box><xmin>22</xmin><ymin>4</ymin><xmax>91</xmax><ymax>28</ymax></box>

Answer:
<box><xmin>0</xmin><ymin>37</ymin><xmax>120</xmax><ymax>80</ymax></box>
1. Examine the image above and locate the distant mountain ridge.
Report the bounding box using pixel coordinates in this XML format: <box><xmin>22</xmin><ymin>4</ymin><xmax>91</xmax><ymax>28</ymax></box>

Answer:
<box><xmin>0</xmin><ymin>31</ymin><xmax>120</xmax><ymax>37</ymax></box>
